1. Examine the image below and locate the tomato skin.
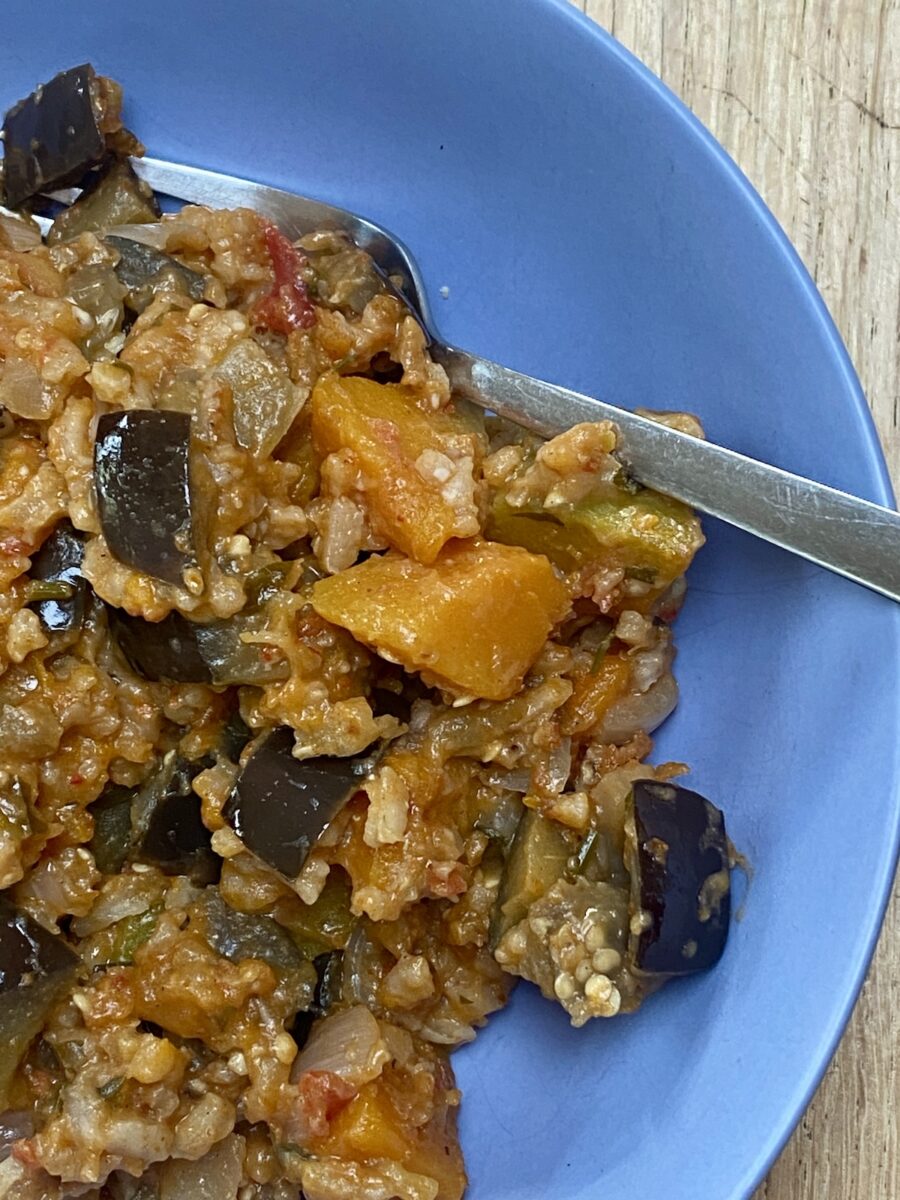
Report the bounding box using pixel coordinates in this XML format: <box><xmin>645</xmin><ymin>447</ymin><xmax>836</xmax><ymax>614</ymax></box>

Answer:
<box><xmin>253</xmin><ymin>221</ymin><xmax>316</xmax><ymax>333</ymax></box>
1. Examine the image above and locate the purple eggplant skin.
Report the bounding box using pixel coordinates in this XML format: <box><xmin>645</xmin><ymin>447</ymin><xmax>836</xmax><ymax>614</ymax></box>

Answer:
<box><xmin>291</xmin><ymin>949</ymin><xmax>344</xmax><ymax>1049</ymax></box>
<box><xmin>109</xmin><ymin>608</ymin><xmax>212</xmax><ymax>684</ymax></box>
<box><xmin>0</xmin><ymin>899</ymin><xmax>78</xmax><ymax>1105</ymax></box>
<box><xmin>627</xmin><ymin>780</ymin><xmax>731</xmax><ymax>977</ymax></box>
<box><xmin>28</xmin><ymin>521</ymin><xmax>87</xmax><ymax>633</ymax></box>
<box><xmin>223</xmin><ymin>728</ymin><xmax>366</xmax><ymax>880</ymax></box>
<box><xmin>130</xmin><ymin>753</ymin><xmax>219</xmax><ymax>884</ymax></box>
<box><xmin>94</xmin><ymin>410</ymin><xmax>195</xmax><ymax>586</ymax></box>
<box><xmin>1</xmin><ymin>65</ymin><xmax>107</xmax><ymax>209</ymax></box>
<box><xmin>109</xmin><ymin>607</ymin><xmax>290</xmax><ymax>686</ymax></box>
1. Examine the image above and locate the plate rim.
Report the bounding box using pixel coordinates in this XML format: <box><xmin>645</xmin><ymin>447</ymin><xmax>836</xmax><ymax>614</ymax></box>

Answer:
<box><xmin>541</xmin><ymin>1</ymin><xmax>900</xmax><ymax>1193</ymax></box>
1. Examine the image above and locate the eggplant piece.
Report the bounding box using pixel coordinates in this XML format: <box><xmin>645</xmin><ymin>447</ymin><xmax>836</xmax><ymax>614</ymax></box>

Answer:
<box><xmin>201</xmin><ymin>891</ymin><xmax>305</xmax><ymax>974</ymax></box>
<box><xmin>109</xmin><ymin>607</ymin><xmax>289</xmax><ymax>686</ymax></box>
<box><xmin>626</xmin><ymin>780</ymin><xmax>731</xmax><ymax>976</ymax></box>
<box><xmin>194</xmin><ymin>615</ymin><xmax>290</xmax><ymax>686</ymax></box>
<box><xmin>131</xmin><ymin>753</ymin><xmax>218</xmax><ymax>884</ymax></box>
<box><xmin>107</xmin><ymin>235</ymin><xmax>206</xmax><ymax>315</ymax></box>
<box><xmin>109</xmin><ymin>608</ymin><xmax>212</xmax><ymax>684</ymax></box>
<box><xmin>0</xmin><ymin>899</ymin><xmax>77</xmax><ymax>1105</ymax></box>
<box><xmin>221</xmin><ymin>710</ymin><xmax>253</xmax><ymax>762</ymax></box>
<box><xmin>94</xmin><ymin>410</ymin><xmax>195</xmax><ymax>586</ymax></box>
<box><xmin>48</xmin><ymin>160</ymin><xmax>159</xmax><ymax>245</ymax></box>
<box><xmin>88</xmin><ymin>783</ymin><xmax>133</xmax><ymax>875</ymax></box>
<box><xmin>27</xmin><ymin>522</ymin><xmax>87</xmax><ymax>633</ymax></box>
<box><xmin>1</xmin><ymin>65</ymin><xmax>106</xmax><ymax>208</ymax></box>
<box><xmin>291</xmin><ymin>949</ymin><xmax>344</xmax><ymax>1048</ymax></box>
<box><xmin>223</xmin><ymin>728</ymin><xmax>366</xmax><ymax>880</ymax></box>
<box><xmin>90</xmin><ymin>753</ymin><xmax>218</xmax><ymax>882</ymax></box>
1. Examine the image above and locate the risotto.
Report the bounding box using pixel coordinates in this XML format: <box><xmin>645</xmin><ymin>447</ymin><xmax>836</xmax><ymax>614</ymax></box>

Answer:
<box><xmin>0</xmin><ymin>65</ymin><xmax>731</xmax><ymax>1200</ymax></box>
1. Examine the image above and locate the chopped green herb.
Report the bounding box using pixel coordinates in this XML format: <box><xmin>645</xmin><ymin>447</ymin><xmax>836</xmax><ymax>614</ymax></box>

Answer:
<box><xmin>589</xmin><ymin>631</ymin><xmax>615</xmax><ymax>674</ymax></box>
<box><xmin>24</xmin><ymin>579</ymin><xmax>75</xmax><ymax>603</ymax></box>
<box><xmin>278</xmin><ymin>1142</ymin><xmax>315</xmax><ymax>1160</ymax></box>
<box><xmin>624</xmin><ymin>566</ymin><xmax>657</xmax><ymax>584</ymax></box>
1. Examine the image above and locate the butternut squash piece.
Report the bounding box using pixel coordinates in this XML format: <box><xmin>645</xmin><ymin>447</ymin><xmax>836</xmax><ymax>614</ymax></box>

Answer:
<box><xmin>312</xmin><ymin>1072</ymin><xmax>466</xmax><ymax>1200</ymax></box>
<box><xmin>311</xmin><ymin>373</ymin><xmax>484</xmax><ymax>563</ymax></box>
<box><xmin>561</xmin><ymin>654</ymin><xmax>631</xmax><ymax>735</ymax></box>
<box><xmin>311</xmin><ymin>538</ymin><xmax>570</xmax><ymax>701</ymax></box>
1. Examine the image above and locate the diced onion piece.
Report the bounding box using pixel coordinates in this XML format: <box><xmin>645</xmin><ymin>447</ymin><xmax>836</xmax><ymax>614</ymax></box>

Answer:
<box><xmin>291</xmin><ymin>1005</ymin><xmax>389</xmax><ymax>1091</ymax></box>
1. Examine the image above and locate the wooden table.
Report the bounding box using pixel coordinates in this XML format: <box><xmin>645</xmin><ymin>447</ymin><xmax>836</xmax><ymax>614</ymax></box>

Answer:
<box><xmin>573</xmin><ymin>2</ymin><xmax>900</xmax><ymax>1196</ymax></box>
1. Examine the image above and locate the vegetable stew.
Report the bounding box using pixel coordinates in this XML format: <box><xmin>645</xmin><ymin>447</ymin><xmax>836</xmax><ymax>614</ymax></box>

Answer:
<box><xmin>0</xmin><ymin>66</ymin><xmax>732</xmax><ymax>1200</ymax></box>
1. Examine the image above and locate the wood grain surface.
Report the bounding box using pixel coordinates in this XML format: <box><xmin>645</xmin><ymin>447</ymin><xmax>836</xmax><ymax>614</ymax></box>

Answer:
<box><xmin>570</xmin><ymin>2</ymin><xmax>899</xmax><ymax>1196</ymax></box>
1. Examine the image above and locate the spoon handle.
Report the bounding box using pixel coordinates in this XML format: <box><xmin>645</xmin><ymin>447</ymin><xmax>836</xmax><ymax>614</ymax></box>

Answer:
<box><xmin>436</xmin><ymin>345</ymin><xmax>900</xmax><ymax>604</ymax></box>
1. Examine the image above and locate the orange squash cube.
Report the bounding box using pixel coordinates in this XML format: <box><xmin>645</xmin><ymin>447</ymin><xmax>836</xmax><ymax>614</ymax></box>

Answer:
<box><xmin>311</xmin><ymin>538</ymin><xmax>570</xmax><ymax>701</ymax></box>
<box><xmin>311</xmin><ymin>373</ymin><xmax>484</xmax><ymax>564</ymax></box>
<box><xmin>313</xmin><ymin>1075</ymin><xmax>466</xmax><ymax>1200</ymax></box>
<box><xmin>560</xmin><ymin>654</ymin><xmax>631</xmax><ymax>735</ymax></box>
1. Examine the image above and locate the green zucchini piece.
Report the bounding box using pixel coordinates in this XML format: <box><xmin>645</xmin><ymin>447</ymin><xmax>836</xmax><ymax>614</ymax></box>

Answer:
<box><xmin>491</xmin><ymin>808</ymin><xmax>573</xmax><ymax>944</ymax></box>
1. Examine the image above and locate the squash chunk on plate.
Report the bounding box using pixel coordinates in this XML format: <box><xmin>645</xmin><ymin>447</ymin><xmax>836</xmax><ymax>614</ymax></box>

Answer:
<box><xmin>311</xmin><ymin>373</ymin><xmax>484</xmax><ymax>564</ymax></box>
<box><xmin>311</xmin><ymin>538</ymin><xmax>569</xmax><ymax>701</ymax></box>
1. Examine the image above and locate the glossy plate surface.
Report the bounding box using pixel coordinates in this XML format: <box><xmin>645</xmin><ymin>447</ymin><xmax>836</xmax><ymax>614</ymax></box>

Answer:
<box><xmin>3</xmin><ymin>3</ymin><xmax>899</xmax><ymax>1197</ymax></box>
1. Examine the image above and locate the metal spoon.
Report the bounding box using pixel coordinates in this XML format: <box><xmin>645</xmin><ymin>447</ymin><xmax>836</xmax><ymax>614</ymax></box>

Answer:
<box><xmin>132</xmin><ymin>155</ymin><xmax>900</xmax><ymax>604</ymax></box>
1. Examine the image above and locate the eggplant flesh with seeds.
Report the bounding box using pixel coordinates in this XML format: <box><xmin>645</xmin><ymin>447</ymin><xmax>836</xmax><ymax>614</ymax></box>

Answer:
<box><xmin>0</xmin><ymin>899</ymin><xmax>77</xmax><ymax>1106</ymax></box>
<box><xmin>27</xmin><ymin>521</ymin><xmax>87</xmax><ymax>633</ymax></box>
<box><xmin>94</xmin><ymin>409</ymin><xmax>195</xmax><ymax>586</ymax></box>
<box><xmin>626</xmin><ymin>779</ymin><xmax>730</xmax><ymax>976</ymax></box>
<box><xmin>109</xmin><ymin>606</ymin><xmax>290</xmax><ymax>686</ymax></box>
<box><xmin>223</xmin><ymin>727</ymin><xmax>366</xmax><ymax>880</ymax></box>
<box><xmin>107</xmin><ymin>235</ymin><xmax>206</xmax><ymax>315</ymax></box>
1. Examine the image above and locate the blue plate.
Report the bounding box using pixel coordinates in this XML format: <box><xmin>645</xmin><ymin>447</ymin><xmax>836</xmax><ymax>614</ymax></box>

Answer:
<box><xmin>4</xmin><ymin>2</ymin><xmax>899</xmax><ymax>1197</ymax></box>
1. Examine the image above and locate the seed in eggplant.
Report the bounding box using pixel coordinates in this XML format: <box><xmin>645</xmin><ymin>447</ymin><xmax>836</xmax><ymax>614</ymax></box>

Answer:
<box><xmin>223</xmin><ymin>728</ymin><xmax>366</xmax><ymax>880</ymax></box>
<box><xmin>109</xmin><ymin>606</ymin><xmax>289</xmax><ymax>686</ymax></box>
<box><xmin>27</xmin><ymin>521</ymin><xmax>87</xmax><ymax>633</ymax></box>
<box><xmin>48</xmin><ymin>161</ymin><xmax>160</xmax><ymax>245</ymax></box>
<box><xmin>626</xmin><ymin>780</ymin><xmax>731</xmax><ymax>977</ymax></box>
<box><xmin>0</xmin><ymin>899</ymin><xmax>77</xmax><ymax>1105</ymax></box>
<box><xmin>106</xmin><ymin>235</ymin><xmax>206</xmax><ymax>315</ymax></box>
<box><xmin>1</xmin><ymin>65</ymin><xmax>107</xmax><ymax>208</ymax></box>
<box><xmin>131</xmin><ymin>753</ymin><xmax>218</xmax><ymax>884</ymax></box>
<box><xmin>94</xmin><ymin>410</ymin><xmax>195</xmax><ymax>586</ymax></box>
